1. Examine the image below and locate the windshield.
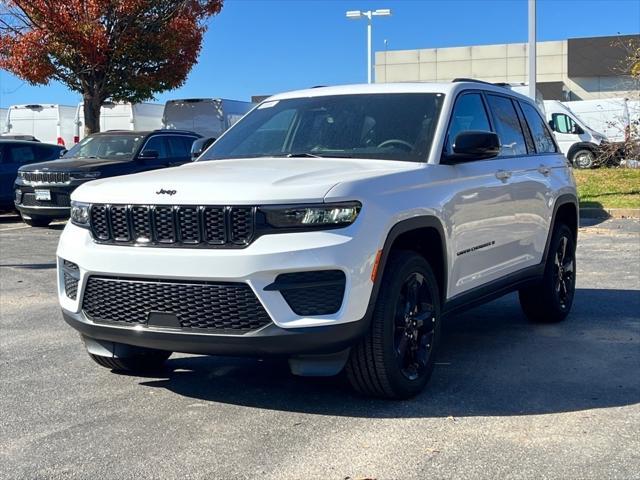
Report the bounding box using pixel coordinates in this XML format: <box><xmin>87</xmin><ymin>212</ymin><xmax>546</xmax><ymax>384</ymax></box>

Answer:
<box><xmin>200</xmin><ymin>93</ymin><xmax>444</xmax><ymax>162</ymax></box>
<box><xmin>64</xmin><ymin>134</ymin><xmax>144</xmax><ymax>159</ymax></box>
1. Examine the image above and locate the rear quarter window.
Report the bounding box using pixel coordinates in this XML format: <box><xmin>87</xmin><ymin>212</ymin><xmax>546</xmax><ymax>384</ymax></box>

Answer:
<box><xmin>519</xmin><ymin>102</ymin><xmax>557</xmax><ymax>153</ymax></box>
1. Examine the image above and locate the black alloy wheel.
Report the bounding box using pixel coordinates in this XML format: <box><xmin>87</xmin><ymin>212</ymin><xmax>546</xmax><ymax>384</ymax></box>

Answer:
<box><xmin>394</xmin><ymin>272</ymin><xmax>436</xmax><ymax>381</ymax></box>
<box><xmin>553</xmin><ymin>234</ymin><xmax>575</xmax><ymax>310</ymax></box>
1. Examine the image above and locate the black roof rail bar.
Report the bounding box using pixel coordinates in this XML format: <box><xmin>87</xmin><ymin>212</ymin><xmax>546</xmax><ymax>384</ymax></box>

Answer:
<box><xmin>451</xmin><ymin>78</ymin><xmax>495</xmax><ymax>85</ymax></box>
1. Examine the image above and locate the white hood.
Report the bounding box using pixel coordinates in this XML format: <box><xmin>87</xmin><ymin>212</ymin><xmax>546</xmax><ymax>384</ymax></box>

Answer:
<box><xmin>72</xmin><ymin>157</ymin><xmax>421</xmax><ymax>205</ymax></box>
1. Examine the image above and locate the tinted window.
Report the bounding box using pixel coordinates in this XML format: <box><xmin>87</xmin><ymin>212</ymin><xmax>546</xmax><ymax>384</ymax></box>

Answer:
<box><xmin>446</xmin><ymin>93</ymin><xmax>491</xmax><ymax>153</ymax></box>
<box><xmin>33</xmin><ymin>145</ymin><xmax>63</xmax><ymax>161</ymax></box>
<box><xmin>486</xmin><ymin>95</ymin><xmax>527</xmax><ymax>156</ymax></box>
<box><xmin>201</xmin><ymin>93</ymin><xmax>445</xmax><ymax>162</ymax></box>
<box><xmin>520</xmin><ymin>102</ymin><xmax>557</xmax><ymax>153</ymax></box>
<box><xmin>64</xmin><ymin>135</ymin><xmax>143</xmax><ymax>159</ymax></box>
<box><xmin>141</xmin><ymin>136</ymin><xmax>168</xmax><ymax>159</ymax></box>
<box><xmin>8</xmin><ymin>145</ymin><xmax>35</xmax><ymax>163</ymax></box>
<box><xmin>167</xmin><ymin>136</ymin><xmax>196</xmax><ymax>158</ymax></box>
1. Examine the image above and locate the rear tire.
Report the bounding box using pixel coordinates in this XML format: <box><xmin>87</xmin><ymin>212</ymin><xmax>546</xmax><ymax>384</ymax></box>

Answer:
<box><xmin>519</xmin><ymin>224</ymin><xmax>576</xmax><ymax>323</ymax></box>
<box><xmin>346</xmin><ymin>251</ymin><xmax>441</xmax><ymax>399</ymax></box>
<box><xmin>89</xmin><ymin>349</ymin><xmax>171</xmax><ymax>373</ymax></box>
<box><xmin>22</xmin><ymin>215</ymin><xmax>51</xmax><ymax>227</ymax></box>
<box><xmin>571</xmin><ymin>149</ymin><xmax>595</xmax><ymax>169</ymax></box>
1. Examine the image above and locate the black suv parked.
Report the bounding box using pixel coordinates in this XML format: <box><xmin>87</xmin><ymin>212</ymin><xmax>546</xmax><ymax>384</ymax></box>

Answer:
<box><xmin>14</xmin><ymin>130</ymin><xmax>200</xmax><ymax>226</ymax></box>
<box><xmin>1</xmin><ymin>139</ymin><xmax>65</xmax><ymax>210</ymax></box>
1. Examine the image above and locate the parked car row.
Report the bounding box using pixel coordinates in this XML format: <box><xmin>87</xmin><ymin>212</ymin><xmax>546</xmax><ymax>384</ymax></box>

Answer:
<box><xmin>11</xmin><ymin>130</ymin><xmax>201</xmax><ymax>226</ymax></box>
<box><xmin>1</xmin><ymin>97</ymin><xmax>254</xmax><ymax>146</ymax></box>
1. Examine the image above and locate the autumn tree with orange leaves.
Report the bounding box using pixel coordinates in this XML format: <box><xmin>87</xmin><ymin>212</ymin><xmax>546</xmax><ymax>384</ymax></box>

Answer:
<box><xmin>0</xmin><ymin>0</ymin><xmax>223</xmax><ymax>135</ymax></box>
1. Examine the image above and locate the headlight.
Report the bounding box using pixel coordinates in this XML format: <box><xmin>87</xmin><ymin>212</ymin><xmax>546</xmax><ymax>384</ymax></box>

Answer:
<box><xmin>69</xmin><ymin>172</ymin><xmax>100</xmax><ymax>180</ymax></box>
<box><xmin>70</xmin><ymin>201</ymin><xmax>91</xmax><ymax>228</ymax></box>
<box><xmin>260</xmin><ymin>201</ymin><xmax>361</xmax><ymax>229</ymax></box>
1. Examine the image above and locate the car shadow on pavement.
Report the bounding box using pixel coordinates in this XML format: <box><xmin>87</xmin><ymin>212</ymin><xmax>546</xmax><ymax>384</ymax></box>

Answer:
<box><xmin>136</xmin><ymin>287</ymin><xmax>640</xmax><ymax>418</ymax></box>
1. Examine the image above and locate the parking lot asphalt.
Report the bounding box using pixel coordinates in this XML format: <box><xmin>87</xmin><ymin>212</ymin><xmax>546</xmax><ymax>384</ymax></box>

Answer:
<box><xmin>1</xmin><ymin>213</ymin><xmax>638</xmax><ymax>480</ymax></box>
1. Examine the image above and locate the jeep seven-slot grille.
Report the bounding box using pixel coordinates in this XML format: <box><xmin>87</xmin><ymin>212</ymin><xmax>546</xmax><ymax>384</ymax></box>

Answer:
<box><xmin>89</xmin><ymin>204</ymin><xmax>255</xmax><ymax>248</ymax></box>
<box><xmin>21</xmin><ymin>171</ymin><xmax>70</xmax><ymax>184</ymax></box>
<box><xmin>82</xmin><ymin>276</ymin><xmax>272</xmax><ymax>333</ymax></box>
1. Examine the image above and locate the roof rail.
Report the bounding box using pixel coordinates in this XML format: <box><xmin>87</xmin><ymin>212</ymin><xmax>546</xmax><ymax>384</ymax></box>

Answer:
<box><xmin>451</xmin><ymin>78</ymin><xmax>495</xmax><ymax>86</ymax></box>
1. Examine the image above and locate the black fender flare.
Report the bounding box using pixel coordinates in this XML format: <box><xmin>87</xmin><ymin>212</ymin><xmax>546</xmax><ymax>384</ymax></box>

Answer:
<box><xmin>542</xmin><ymin>193</ymin><xmax>579</xmax><ymax>263</ymax></box>
<box><xmin>364</xmin><ymin>216</ymin><xmax>448</xmax><ymax>322</ymax></box>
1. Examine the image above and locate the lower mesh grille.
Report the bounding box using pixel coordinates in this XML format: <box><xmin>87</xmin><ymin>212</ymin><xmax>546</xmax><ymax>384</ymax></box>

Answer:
<box><xmin>20</xmin><ymin>192</ymin><xmax>71</xmax><ymax>207</ymax></box>
<box><xmin>64</xmin><ymin>273</ymin><xmax>78</xmax><ymax>299</ymax></box>
<box><xmin>62</xmin><ymin>260</ymin><xmax>79</xmax><ymax>300</ymax></box>
<box><xmin>273</xmin><ymin>270</ymin><xmax>346</xmax><ymax>316</ymax></box>
<box><xmin>82</xmin><ymin>276</ymin><xmax>272</xmax><ymax>334</ymax></box>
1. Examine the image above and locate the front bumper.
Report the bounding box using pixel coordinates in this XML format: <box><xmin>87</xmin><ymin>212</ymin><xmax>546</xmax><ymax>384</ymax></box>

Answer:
<box><xmin>57</xmin><ymin>216</ymin><xmax>382</xmax><ymax>355</ymax></box>
<box><xmin>14</xmin><ymin>182</ymin><xmax>79</xmax><ymax>219</ymax></box>
<box><xmin>62</xmin><ymin>310</ymin><xmax>368</xmax><ymax>356</ymax></box>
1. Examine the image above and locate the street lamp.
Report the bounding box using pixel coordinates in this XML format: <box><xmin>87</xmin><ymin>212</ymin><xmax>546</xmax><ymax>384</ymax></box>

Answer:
<box><xmin>346</xmin><ymin>9</ymin><xmax>392</xmax><ymax>84</ymax></box>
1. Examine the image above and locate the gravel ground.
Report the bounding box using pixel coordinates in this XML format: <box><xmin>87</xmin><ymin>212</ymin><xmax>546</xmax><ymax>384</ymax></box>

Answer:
<box><xmin>1</xmin><ymin>214</ymin><xmax>638</xmax><ymax>480</ymax></box>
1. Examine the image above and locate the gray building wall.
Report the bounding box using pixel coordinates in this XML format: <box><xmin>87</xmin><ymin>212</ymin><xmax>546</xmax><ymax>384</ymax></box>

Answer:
<box><xmin>375</xmin><ymin>35</ymin><xmax>639</xmax><ymax>100</ymax></box>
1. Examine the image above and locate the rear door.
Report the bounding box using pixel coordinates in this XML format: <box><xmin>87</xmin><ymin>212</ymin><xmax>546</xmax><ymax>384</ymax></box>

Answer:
<box><xmin>484</xmin><ymin>93</ymin><xmax>551</xmax><ymax>274</ymax></box>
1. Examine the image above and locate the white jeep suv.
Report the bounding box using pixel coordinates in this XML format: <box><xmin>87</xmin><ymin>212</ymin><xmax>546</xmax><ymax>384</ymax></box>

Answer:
<box><xmin>57</xmin><ymin>81</ymin><xmax>578</xmax><ymax>399</ymax></box>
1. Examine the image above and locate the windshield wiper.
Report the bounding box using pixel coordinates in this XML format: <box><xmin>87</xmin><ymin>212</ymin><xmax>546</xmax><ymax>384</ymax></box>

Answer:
<box><xmin>285</xmin><ymin>152</ymin><xmax>321</xmax><ymax>158</ymax></box>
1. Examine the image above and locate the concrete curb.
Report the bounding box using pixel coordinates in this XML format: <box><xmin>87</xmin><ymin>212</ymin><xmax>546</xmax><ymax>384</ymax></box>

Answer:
<box><xmin>580</xmin><ymin>208</ymin><xmax>640</xmax><ymax>219</ymax></box>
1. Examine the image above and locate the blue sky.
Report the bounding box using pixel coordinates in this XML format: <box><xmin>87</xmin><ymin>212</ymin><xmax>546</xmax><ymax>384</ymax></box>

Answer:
<box><xmin>0</xmin><ymin>0</ymin><xmax>638</xmax><ymax>108</ymax></box>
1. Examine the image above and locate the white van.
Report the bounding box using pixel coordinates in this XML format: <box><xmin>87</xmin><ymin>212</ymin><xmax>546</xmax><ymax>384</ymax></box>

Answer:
<box><xmin>74</xmin><ymin>102</ymin><xmax>164</xmax><ymax>143</ymax></box>
<box><xmin>563</xmin><ymin>98</ymin><xmax>638</xmax><ymax>143</ymax></box>
<box><xmin>543</xmin><ymin>100</ymin><xmax>609</xmax><ymax>169</ymax></box>
<box><xmin>5</xmin><ymin>104</ymin><xmax>76</xmax><ymax>146</ymax></box>
<box><xmin>162</xmin><ymin>98</ymin><xmax>254</xmax><ymax>139</ymax></box>
<box><xmin>0</xmin><ymin>108</ymin><xmax>7</xmax><ymax>134</ymax></box>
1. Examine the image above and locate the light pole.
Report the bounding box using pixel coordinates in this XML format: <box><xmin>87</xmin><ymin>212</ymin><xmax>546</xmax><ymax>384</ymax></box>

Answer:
<box><xmin>346</xmin><ymin>9</ymin><xmax>392</xmax><ymax>84</ymax></box>
<box><xmin>528</xmin><ymin>0</ymin><xmax>537</xmax><ymax>100</ymax></box>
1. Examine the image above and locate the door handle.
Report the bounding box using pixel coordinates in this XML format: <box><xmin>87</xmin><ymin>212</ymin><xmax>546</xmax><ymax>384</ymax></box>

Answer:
<box><xmin>538</xmin><ymin>165</ymin><xmax>551</xmax><ymax>176</ymax></box>
<box><xmin>495</xmin><ymin>170</ymin><xmax>512</xmax><ymax>181</ymax></box>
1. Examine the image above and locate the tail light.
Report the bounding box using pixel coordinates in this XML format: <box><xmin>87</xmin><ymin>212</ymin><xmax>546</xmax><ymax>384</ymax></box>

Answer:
<box><xmin>73</xmin><ymin>136</ymin><xmax>79</xmax><ymax>144</ymax></box>
<box><xmin>57</xmin><ymin>137</ymin><xmax>65</xmax><ymax>146</ymax></box>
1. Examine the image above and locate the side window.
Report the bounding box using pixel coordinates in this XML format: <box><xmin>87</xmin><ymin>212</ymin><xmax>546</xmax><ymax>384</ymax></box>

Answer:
<box><xmin>486</xmin><ymin>95</ymin><xmax>527</xmax><ymax>156</ymax></box>
<box><xmin>8</xmin><ymin>145</ymin><xmax>35</xmax><ymax>164</ymax></box>
<box><xmin>141</xmin><ymin>136</ymin><xmax>168</xmax><ymax>159</ymax></box>
<box><xmin>33</xmin><ymin>145</ymin><xmax>63</xmax><ymax>161</ymax></box>
<box><xmin>551</xmin><ymin>113</ymin><xmax>574</xmax><ymax>134</ymax></box>
<box><xmin>446</xmin><ymin>93</ymin><xmax>491</xmax><ymax>153</ymax></box>
<box><xmin>520</xmin><ymin>102</ymin><xmax>557</xmax><ymax>153</ymax></box>
<box><xmin>166</xmin><ymin>136</ymin><xmax>192</xmax><ymax>158</ymax></box>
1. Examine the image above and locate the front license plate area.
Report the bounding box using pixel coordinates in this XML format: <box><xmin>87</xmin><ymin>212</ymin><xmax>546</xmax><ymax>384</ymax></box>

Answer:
<box><xmin>35</xmin><ymin>189</ymin><xmax>51</xmax><ymax>201</ymax></box>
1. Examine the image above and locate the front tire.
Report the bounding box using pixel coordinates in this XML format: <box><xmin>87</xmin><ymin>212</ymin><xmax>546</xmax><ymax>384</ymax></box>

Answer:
<box><xmin>22</xmin><ymin>214</ymin><xmax>51</xmax><ymax>227</ymax></box>
<box><xmin>519</xmin><ymin>224</ymin><xmax>576</xmax><ymax>323</ymax></box>
<box><xmin>571</xmin><ymin>149</ymin><xmax>595</xmax><ymax>169</ymax></box>
<box><xmin>89</xmin><ymin>349</ymin><xmax>171</xmax><ymax>373</ymax></box>
<box><xmin>346</xmin><ymin>251</ymin><xmax>441</xmax><ymax>399</ymax></box>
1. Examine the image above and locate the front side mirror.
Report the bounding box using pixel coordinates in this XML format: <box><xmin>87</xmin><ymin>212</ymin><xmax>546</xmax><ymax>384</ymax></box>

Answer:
<box><xmin>190</xmin><ymin>137</ymin><xmax>216</xmax><ymax>160</ymax></box>
<box><xmin>138</xmin><ymin>149</ymin><xmax>159</xmax><ymax>160</ymax></box>
<box><xmin>548</xmin><ymin>119</ymin><xmax>557</xmax><ymax>132</ymax></box>
<box><xmin>442</xmin><ymin>131</ymin><xmax>501</xmax><ymax>164</ymax></box>
<box><xmin>59</xmin><ymin>149</ymin><xmax>67</xmax><ymax>158</ymax></box>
